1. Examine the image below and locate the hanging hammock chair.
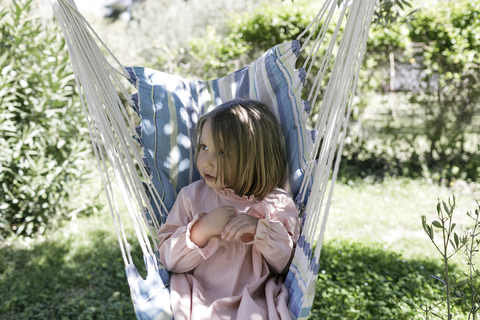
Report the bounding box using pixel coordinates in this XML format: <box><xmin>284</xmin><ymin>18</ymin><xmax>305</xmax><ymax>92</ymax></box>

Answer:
<box><xmin>49</xmin><ymin>0</ymin><xmax>376</xmax><ymax>319</ymax></box>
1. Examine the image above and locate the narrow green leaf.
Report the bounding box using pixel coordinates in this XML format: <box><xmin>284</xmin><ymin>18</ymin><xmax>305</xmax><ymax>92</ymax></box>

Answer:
<box><xmin>422</xmin><ymin>215</ymin><xmax>427</xmax><ymax>231</ymax></box>
<box><xmin>442</xmin><ymin>201</ymin><xmax>450</xmax><ymax>217</ymax></box>
<box><xmin>449</xmin><ymin>239</ymin><xmax>455</xmax><ymax>250</ymax></box>
<box><xmin>432</xmin><ymin>220</ymin><xmax>443</xmax><ymax>229</ymax></box>
<box><xmin>450</xmin><ymin>195</ymin><xmax>456</xmax><ymax>208</ymax></box>
<box><xmin>400</xmin><ymin>0</ymin><xmax>412</xmax><ymax>8</ymax></box>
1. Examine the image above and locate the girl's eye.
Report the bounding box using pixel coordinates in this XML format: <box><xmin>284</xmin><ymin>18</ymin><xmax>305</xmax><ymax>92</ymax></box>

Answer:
<box><xmin>219</xmin><ymin>150</ymin><xmax>225</xmax><ymax>157</ymax></box>
<box><xmin>200</xmin><ymin>144</ymin><xmax>208</xmax><ymax>151</ymax></box>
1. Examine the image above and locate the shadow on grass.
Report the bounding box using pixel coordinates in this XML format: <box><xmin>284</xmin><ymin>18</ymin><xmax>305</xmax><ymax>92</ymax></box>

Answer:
<box><xmin>0</xmin><ymin>232</ymin><xmax>462</xmax><ymax>320</ymax></box>
<box><xmin>310</xmin><ymin>239</ymin><xmax>466</xmax><ymax>320</ymax></box>
<box><xmin>0</xmin><ymin>230</ymin><xmax>145</xmax><ymax>320</ymax></box>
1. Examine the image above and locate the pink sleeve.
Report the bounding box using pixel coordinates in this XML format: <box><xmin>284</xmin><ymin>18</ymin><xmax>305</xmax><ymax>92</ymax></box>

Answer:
<box><xmin>157</xmin><ymin>188</ymin><xmax>220</xmax><ymax>273</ymax></box>
<box><xmin>246</xmin><ymin>191</ymin><xmax>300</xmax><ymax>274</ymax></box>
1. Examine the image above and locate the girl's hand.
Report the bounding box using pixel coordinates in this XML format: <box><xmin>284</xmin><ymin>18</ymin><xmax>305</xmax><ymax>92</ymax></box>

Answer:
<box><xmin>203</xmin><ymin>206</ymin><xmax>237</xmax><ymax>237</ymax></box>
<box><xmin>222</xmin><ymin>214</ymin><xmax>259</xmax><ymax>241</ymax></box>
<box><xmin>191</xmin><ymin>206</ymin><xmax>236</xmax><ymax>247</ymax></box>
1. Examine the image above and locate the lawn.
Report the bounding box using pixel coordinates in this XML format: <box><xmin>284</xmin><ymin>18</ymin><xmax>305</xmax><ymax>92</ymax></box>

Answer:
<box><xmin>325</xmin><ymin>178</ymin><xmax>480</xmax><ymax>259</ymax></box>
<box><xmin>1</xmin><ymin>178</ymin><xmax>479</xmax><ymax>319</ymax></box>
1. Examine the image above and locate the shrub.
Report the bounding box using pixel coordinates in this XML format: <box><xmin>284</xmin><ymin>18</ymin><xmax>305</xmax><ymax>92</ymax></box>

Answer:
<box><xmin>0</xmin><ymin>0</ymin><xmax>94</xmax><ymax>237</ymax></box>
<box><xmin>340</xmin><ymin>0</ymin><xmax>480</xmax><ymax>183</ymax></box>
<box><xmin>393</xmin><ymin>196</ymin><xmax>480</xmax><ymax>319</ymax></box>
<box><xmin>168</xmin><ymin>0</ymin><xmax>413</xmax><ymax>80</ymax></box>
<box><xmin>124</xmin><ymin>0</ymin><xmax>272</xmax><ymax>76</ymax></box>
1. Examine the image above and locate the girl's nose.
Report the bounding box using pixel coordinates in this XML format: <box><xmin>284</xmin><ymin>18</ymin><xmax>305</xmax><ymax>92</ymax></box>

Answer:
<box><xmin>205</xmin><ymin>153</ymin><xmax>216</xmax><ymax>170</ymax></box>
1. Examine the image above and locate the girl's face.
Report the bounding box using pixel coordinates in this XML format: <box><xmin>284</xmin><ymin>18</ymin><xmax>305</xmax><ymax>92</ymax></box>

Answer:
<box><xmin>197</xmin><ymin>119</ymin><xmax>231</xmax><ymax>190</ymax></box>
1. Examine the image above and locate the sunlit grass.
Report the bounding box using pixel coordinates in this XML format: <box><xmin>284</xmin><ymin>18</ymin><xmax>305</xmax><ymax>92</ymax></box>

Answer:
<box><xmin>326</xmin><ymin>178</ymin><xmax>480</xmax><ymax>260</ymax></box>
<box><xmin>1</xmin><ymin>177</ymin><xmax>479</xmax><ymax>319</ymax></box>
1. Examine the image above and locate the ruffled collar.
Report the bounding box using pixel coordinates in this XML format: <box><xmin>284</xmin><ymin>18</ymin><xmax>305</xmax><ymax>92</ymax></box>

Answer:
<box><xmin>214</xmin><ymin>187</ymin><xmax>256</xmax><ymax>201</ymax></box>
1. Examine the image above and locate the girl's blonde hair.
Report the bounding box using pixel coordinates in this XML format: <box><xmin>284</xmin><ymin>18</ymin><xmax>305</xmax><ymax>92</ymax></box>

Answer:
<box><xmin>194</xmin><ymin>99</ymin><xmax>287</xmax><ymax>199</ymax></box>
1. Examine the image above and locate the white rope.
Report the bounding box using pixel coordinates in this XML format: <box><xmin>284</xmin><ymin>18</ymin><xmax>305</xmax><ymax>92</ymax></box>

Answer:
<box><xmin>296</xmin><ymin>0</ymin><xmax>375</xmax><ymax>243</ymax></box>
<box><xmin>314</xmin><ymin>0</ymin><xmax>376</xmax><ymax>257</ymax></box>
<box><xmin>294</xmin><ymin>3</ymin><xmax>377</xmax><ymax>316</ymax></box>
<box><xmin>50</xmin><ymin>0</ymin><xmax>132</xmax><ymax>265</ymax></box>
<box><xmin>297</xmin><ymin>4</ymin><xmax>346</xmax><ymax>202</ymax></box>
<box><xmin>297</xmin><ymin>0</ymin><xmax>330</xmax><ymax>49</ymax></box>
<box><xmin>49</xmin><ymin>0</ymin><xmax>167</xmax><ymax>267</ymax></box>
<box><xmin>283</xmin><ymin>2</ymin><xmax>376</xmax><ymax>318</ymax></box>
<box><xmin>302</xmin><ymin>0</ymin><xmax>338</xmax><ymax>82</ymax></box>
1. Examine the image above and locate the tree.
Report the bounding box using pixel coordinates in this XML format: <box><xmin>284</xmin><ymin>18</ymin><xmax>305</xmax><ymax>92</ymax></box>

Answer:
<box><xmin>407</xmin><ymin>0</ymin><xmax>480</xmax><ymax>175</ymax></box>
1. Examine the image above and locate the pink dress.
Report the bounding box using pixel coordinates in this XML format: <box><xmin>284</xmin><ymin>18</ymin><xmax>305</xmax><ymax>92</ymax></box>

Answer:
<box><xmin>157</xmin><ymin>180</ymin><xmax>300</xmax><ymax>320</ymax></box>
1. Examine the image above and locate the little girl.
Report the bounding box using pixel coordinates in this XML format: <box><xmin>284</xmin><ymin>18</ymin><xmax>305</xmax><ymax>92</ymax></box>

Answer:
<box><xmin>157</xmin><ymin>99</ymin><xmax>300</xmax><ymax>320</ymax></box>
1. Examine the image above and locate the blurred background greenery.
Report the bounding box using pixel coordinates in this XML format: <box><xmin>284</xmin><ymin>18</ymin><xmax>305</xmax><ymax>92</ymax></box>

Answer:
<box><xmin>1</xmin><ymin>0</ymin><xmax>479</xmax><ymax>318</ymax></box>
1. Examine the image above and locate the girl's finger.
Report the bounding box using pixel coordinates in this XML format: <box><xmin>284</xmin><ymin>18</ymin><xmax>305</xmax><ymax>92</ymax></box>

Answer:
<box><xmin>228</xmin><ymin>223</ymin><xmax>246</xmax><ymax>241</ymax></box>
<box><xmin>225</xmin><ymin>206</ymin><xmax>237</xmax><ymax>215</ymax></box>
<box><xmin>221</xmin><ymin>222</ymin><xmax>236</xmax><ymax>240</ymax></box>
<box><xmin>229</xmin><ymin>222</ymin><xmax>253</xmax><ymax>241</ymax></box>
<box><xmin>223</xmin><ymin>215</ymin><xmax>240</xmax><ymax>231</ymax></box>
<box><xmin>222</xmin><ymin>219</ymin><xmax>243</xmax><ymax>240</ymax></box>
<box><xmin>232</xmin><ymin>225</ymin><xmax>248</xmax><ymax>240</ymax></box>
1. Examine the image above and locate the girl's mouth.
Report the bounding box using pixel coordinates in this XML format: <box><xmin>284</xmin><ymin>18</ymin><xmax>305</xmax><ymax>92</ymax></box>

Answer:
<box><xmin>204</xmin><ymin>173</ymin><xmax>216</xmax><ymax>182</ymax></box>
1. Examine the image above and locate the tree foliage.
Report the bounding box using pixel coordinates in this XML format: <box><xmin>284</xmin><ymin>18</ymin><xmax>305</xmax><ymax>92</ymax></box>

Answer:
<box><xmin>407</xmin><ymin>0</ymin><xmax>480</xmax><ymax>174</ymax></box>
<box><xmin>148</xmin><ymin>0</ymin><xmax>479</xmax><ymax>182</ymax></box>
<box><xmin>347</xmin><ymin>0</ymin><xmax>480</xmax><ymax>183</ymax></box>
<box><xmin>0</xmin><ymin>0</ymin><xmax>94</xmax><ymax>238</ymax></box>
<box><xmin>137</xmin><ymin>0</ymin><xmax>414</xmax><ymax>79</ymax></box>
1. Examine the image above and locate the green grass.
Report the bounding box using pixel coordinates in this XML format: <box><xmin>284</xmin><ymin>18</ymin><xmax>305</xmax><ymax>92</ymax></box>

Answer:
<box><xmin>0</xmin><ymin>212</ymin><xmax>142</xmax><ymax>319</ymax></box>
<box><xmin>316</xmin><ymin>179</ymin><xmax>480</xmax><ymax>319</ymax></box>
<box><xmin>1</xmin><ymin>178</ymin><xmax>479</xmax><ymax>319</ymax></box>
<box><xmin>314</xmin><ymin>239</ymin><xmax>448</xmax><ymax>319</ymax></box>
<box><xmin>325</xmin><ymin>178</ymin><xmax>480</xmax><ymax>259</ymax></box>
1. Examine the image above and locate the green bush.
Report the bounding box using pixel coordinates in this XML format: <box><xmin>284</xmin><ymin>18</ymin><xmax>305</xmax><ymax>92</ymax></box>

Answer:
<box><xmin>339</xmin><ymin>0</ymin><xmax>480</xmax><ymax>183</ymax></box>
<box><xmin>0</xmin><ymin>0</ymin><xmax>94</xmax><ymax>238</ymax></box>
<box><xmin>183</xmin><ymin>1</ymin><xmax>333</xmax><ymax>102</ymax></box>
<box><xmin>157</xmin><ymin>1</ymin><xmax>321</xmax><ymax>80</ymax></box>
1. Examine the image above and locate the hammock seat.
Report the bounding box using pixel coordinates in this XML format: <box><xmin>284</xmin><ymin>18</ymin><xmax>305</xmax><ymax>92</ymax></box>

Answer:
<box><xmin>49</xmin><ymin>0</ymin><xmax>377</xmax><ymax>319</ymax></box>
<box><xmin>127</xmin><ymin>41</ymin><xmax>312</xmax><ymax>319</ymax></box>
<box><xmin>127</xmin><ymin>40</ymin><xmax>311</xmax><ymax>230</ymax></box>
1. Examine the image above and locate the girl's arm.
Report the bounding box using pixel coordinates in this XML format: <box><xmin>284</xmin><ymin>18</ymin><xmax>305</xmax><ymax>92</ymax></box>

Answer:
<box><xmin>248</xmin><ymin>191</ymin><xmax>300</xmax><ymax>274</ymax></box>
<box><xmin>157</xmin><ymin>189</ymin><xmax>223</xmax><ymax>273</ymax></box>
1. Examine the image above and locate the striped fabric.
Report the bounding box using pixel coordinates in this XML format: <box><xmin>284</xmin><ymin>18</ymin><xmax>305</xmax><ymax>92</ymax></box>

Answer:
<box><xmin>126</xmin><ymin>255</ymin><xmax>173</xmax><ymax>320</ymax></box>
<box><xmin>127</xmin><ymin>39</ymin><xmax>313</xmax><ymax>223</ymax></box>
<box><xmin>126</xmin><ymin>40</ymin><xmax>314</xmax><ymax>319</ymax></box>
<box><xmin>285</xmin><ymin>236</ymin><xmax>320</xmax><ymax>318</ymax></box>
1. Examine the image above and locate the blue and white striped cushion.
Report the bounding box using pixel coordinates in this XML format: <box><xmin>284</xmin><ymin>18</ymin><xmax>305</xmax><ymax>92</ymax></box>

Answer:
<box><xmin>126</xmin><ymin>40</ymin><xmax>315</xmax><ymax>320</ymax></box>
<box><xmin>127</xmin><ymin>40</ymin><xmax>313</xmax><ymax>222</ymax></box>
